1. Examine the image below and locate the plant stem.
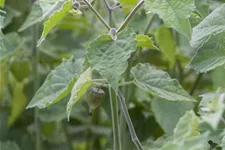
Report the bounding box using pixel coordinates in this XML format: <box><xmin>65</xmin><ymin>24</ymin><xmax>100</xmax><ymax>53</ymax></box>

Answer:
<box><xmin>118</xmin><ymin>90</ymin><xmax>144</xmax><ymax>150</ymax></box>
<box><xmin>93</xmin><ymin>81</ymin><xmax>134</xmax><ymax>88</ymax></box>
<box><xmin>144</xmin><ymin>14</ymin><xmax>156</xmax><ymax>35</ymax></box>
<box><xmin>189</xmin><ymin>73</ymin><xmax>203</xmax><ymax>96</ymax></box>
<box><xmin>62</xmin><ymin>122</ymin><xmax>73</xmax><ymax>150</ymax></box>
<box><xmin>83</xmin><ymin>0</ymin><xmax>111</xmax><ymax>31</ymax></box>
<box><xmin>117</xmin><ymin>0</ymin><xmax>144</xmax><ymax>33</ymax></box>
<box><xmin>103</xmin><ymin>0</ymin><xmax>113</xmax><ymax>26</ymax></box>
<box><xmin>109</xmin><ymin>86</ymin><xmax>121</xmax><ymax>150</ymax></box>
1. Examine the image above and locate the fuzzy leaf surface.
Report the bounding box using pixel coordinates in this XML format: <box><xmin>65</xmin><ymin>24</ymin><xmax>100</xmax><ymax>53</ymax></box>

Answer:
<box><xmin>131</xmin><ymin>63</ymin><xmax>195</xmax><ymax>102</ymax></box>
<box><xmin>27</xmin><ymin>57</ymin><xmax>83</xmax><ymax>109</ymax></box>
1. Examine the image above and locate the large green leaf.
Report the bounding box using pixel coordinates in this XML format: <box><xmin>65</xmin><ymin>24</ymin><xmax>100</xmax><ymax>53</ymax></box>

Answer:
<box><xmin>27</xmin><ymin>57</ymin><xmax>84</xmax><ymax>109</ymax></box>
<box><xmin>144</xmin><ymin>0</ymin><xmax>195</xmax><ymax>39</ymax></box>
<box><xmin>8</xmin><ymin>80</ymin><xmax>28</xmax><ymax>127</ymax></box>
<box><xmin>0</xmin><ymin>33</ymin><xmax>23</xmax><ymax>62</ymax></box>
<box><xmin>155</xmin><ymin>26</ymin><xmax>176</xmax><ymax>68</ymax></box>
<box><xmin>0</xmin><ymin>141</ymin><xmax>20</xmax><ymax>150</ymax></box>
<box><xmin>190</xmin><ymin>4</ymin><xmax>225</xmax><ymax>48</ymax></box>
<box><xmin>37</xmin><ymin>0</ymin><xmax>73</xmax><ymax>46</ymax></box>
<box><xmin>136</xmin><ymin>34</ymin><xmax>159</xmax><ymax>50</ymax></box>
<box><xmin>199</xmin><ymin>90</ymin><xmax>225</xmax><ymax>129</ymax></box>
<box><xmin>151</xmin><ymin>97</ymin><xmax>193</xmax><ymax>135</ymax></box>
<box><xmin>67</xmin><ymin>67</ymin><xmax>93</xmax><ymax>120</ymax></box>
<box><xmin>174</xmin><ymin>111</ymin><xmax>200</xmax><ymax>141</ymax></box>
<box><xmin>19</xmin><ymin>0</ymin><xmax>63</xmax><ymax>31</ymax></box>
<box><xmin>188</xmin><ymin>32</ymin><xmax>225</xmax><ymax>73</ymax></box>
<box><xmin>87</xmin><ymin>28</ymin><xmax>137</xmax><ymax>91</ymax></box>
<box><xmin>131</xmin><ymin>63</ymin><xmax>195</xmax><ymax>102</ymax></box>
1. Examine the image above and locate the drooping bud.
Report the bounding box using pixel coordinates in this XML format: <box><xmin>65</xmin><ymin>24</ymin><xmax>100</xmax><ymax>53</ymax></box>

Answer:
<box><xmin>109</xmin><ymin>28</ymin><xmax>117</xmax><ymax>40</ymax></box>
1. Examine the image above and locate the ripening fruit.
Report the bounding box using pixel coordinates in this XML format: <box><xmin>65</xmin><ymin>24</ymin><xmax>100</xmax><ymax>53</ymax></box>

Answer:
<box><xmin>87</xmin><ymin>87</ymin><xmax>105</xmax><ymax>115</ymax></box>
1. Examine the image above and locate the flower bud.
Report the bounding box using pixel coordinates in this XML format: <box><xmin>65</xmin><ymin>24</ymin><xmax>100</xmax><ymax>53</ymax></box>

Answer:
<box><xmin>72</xmin><ymin>2</ymin><xmax>80</xmax><ymax>10</ymax></box>
<box><xmin>109</xmin><ymin>28</ymin><xmax>117</xmax><ymax>40</ymax></box>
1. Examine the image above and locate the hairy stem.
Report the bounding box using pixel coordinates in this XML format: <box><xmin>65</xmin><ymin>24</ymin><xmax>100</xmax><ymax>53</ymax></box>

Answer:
<box><xmin>109</xmin><ymin>86</ymin><xmax>121</xmax><ymax>150</ymax></box>
<box><xmin>118</xmin><ymin>90</ymin><xmax>143</xmax><ymax>150</ymax></box>
<box><xmin>83</xmin><ymin>0</ymin><xmax>111</xmax><ymax>31</ymax></box>
<box><xmin>117</xmin><ymin>0</ymin><xmax>144</xmax><ymax>33</ymax></box>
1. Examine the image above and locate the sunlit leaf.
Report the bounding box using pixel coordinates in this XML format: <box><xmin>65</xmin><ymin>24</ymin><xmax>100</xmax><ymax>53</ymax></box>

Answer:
<box><xmin>27</xmin><ymin>57</ymin><xmax>84</xmax><ymax>109</ymax></box>
<box><xmin>0</xmin><ymin>33</ymin><xmax>23</xmax><ymax>62</ymax></box>
<box><xmin>199</xmin><ymin>90</ymin><xmax>225</xmax><ymax>129</ymax></box>
<box><xmin>67</xmin><ymin>67</ymin><xmax>93</xmax><ymax>120</ymax></box>
<box><xmin>174</xmin><ymin>111</ymin><xmax>200</xmax><ymax>141</ymax></box>
<box><xmin>0</xmin><ymin>0</ymin><xmax>4</xmax><ymax>8</ymax></box>
<box><xmin>136</xmin><ymin>34</ymin><xmax>159</xmax><ymax>50</ymax></box>
<box><xmin>0</xmin><ymin>141</ymin><xmax>20</xmax><ymax>150</ymax></box>
<box><xmin>155</xmin><ymin>26</ymin><xmax>176</xmax><ymax>68</ymax></box>
<box><xmin>8</xmin><ymin>80</ymin><xmax>28</xmax><ymax>127</ymax></box>
<box><xmin>144</xmin><ymin>0</ymin><xmax>195</xmax><ymax>39</ymax></box>
<box><xmin>37</xmin><ymin>0</ymin><xmax>73</xmax><ymax>46</ymax></box>
<box><xmin>151</xmin><ymin>97</ymin><xmax>193</xmax><ymax>135</ymax></box>
<box><xmin>87</xmin><ymin>28</ymin><xmax>137</xmax><ymax>91</ymax></box>
<box><xmin>119</xmin><ymin>0</ymin><xmax>137</xmax><ymax>13</ymax></box>
<box><xmin>19</xmin><ymin>0</ymin><xmax>63</xmax><ymax>31</ymax></box>
<box><xmin>131</xmin><ymin>63</ymin><xmax>195</xmax><ymax>102</ymax></box>
<box><xmin>190</xmin><ymin>4</ymin><xmax>225</xmax><ymax>48</ymax></box>
<box><xmin>188</xmin><ymin>32</ymin><xmax>225</xmax><ymax>73</ymax></box>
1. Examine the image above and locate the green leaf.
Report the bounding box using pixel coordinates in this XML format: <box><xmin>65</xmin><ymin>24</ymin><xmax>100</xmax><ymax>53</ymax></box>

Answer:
<box><xmin>221</xmin><ymin>135</ymin><xmax>225</xmax><ymax>150</ymax></box>
<box><xmin>10</xmin><ymin>59</ymin><xmax>30</xmax><ymax>82</ymax></box>
<box><xmin>8</xmin><ymin>80</ymin><xmax>28</xmax><ymax>127</ymax></box>
<box><xmin>67</xmin><ymin>67</ymin><xmax>93</xmax><ymax>120</ymax></box>
<box><xmin>144</xmin><ymin>0</ymin><xmax>195</xmax><ymax>39</ymax></box>
<box><xmin>0</xmin><ymin>33</ymin><xmax>23</xmax><ymax>62</ymax></box>
<box><xmin>37</xmin><ymin>0</ymin><xmax>73</xmax><ymax>46</ymax></box>
<box><xmin>118</xmin><ymin>0</ymin><xmax>137</xmax><ymax>13</ymax></box>
<box><xmin>0</xmin><ymin>141</ymin><xmax>20</xmax><ymax>150</ymax></box>
<box><xmin>155</xmin><ymin>26</ymin><xmax>176</xmax><ymax>68</ymax></box>
<box><xmin>87</xmin><ymin>28</ymin><xmax>137</xmax><ymax>91</ymax></box>
<box><xmin>136</xmin><ymin>35</ymin><xmax>159</xmax><ymax>50</ymax></box>
<box><xmin>27</xmin><ymin>57</ymin><xmax>84</xmax><ymax>109</ymax></box>
<box><xmin>19</xmin><ymin>1</ymin><xmax>63</xmax><ymax>31</ymax></box>
<box><xmin>190</xmin><ymin>4</ymin><xmax>225</xmax><ymax>48</ymax></box>
<box><xmin>0</xmin><ymin>0</ymin><xmax>4</xmax><ymax>8</ymax></box>
<box><xmin>131</xmin><ymin>63</ymin><xmax>195</xmax><ymax>102</ymax></box>
<box><xmin>199</xmin><ymin>90</ymin><xmax>225</xmax><ymax>129</ymax></box>
<box><xmin>211</xmin><ymin>66</ymin><xmax>225</xmax><ymax>90</ymax></box>
<box><xmin>151</xmin><ymin>97</ymin><xmax>193</xmax><ymax>135</ymax></box>
<box><xmin>188</xmin><ymin>32</ymin><xmax>225</xmax><ymax>73</ymax></box>
<box><xmin>174</xmin><ymin>111</ymin><xmax>200</xmax><ymax>141</ymax></box>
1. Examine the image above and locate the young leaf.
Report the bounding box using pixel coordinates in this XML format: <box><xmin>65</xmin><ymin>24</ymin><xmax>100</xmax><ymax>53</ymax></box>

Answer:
<box><xmin>27</xmin><ymin>57</ymin><xmax>84</xmax><ymax>109</ymax></box>
<box><xmin>136</xmin><ymin>35</ymin><xmax>159</xmax><ymax>50</ymax></box>
<box><xmin>19</xmin><ymin>1</ymin><xmax>63</xmax><ymax>31</ymax></box>
<box><xmin>0</xmin><ymin>0</ymin><xmax>4</xmax><ymax>8</ymax></box>
<box><xmin>67</xmin><ymin>67</ymin><xmax>93</xmax><ymax>120</ymax></box>
<box><xmin>144</xmin><ymin>0</ymin><xmax>195</xmax><ymax>39</ymax></box>
<box><xmin>118</xmin><ymin>0</ymin><xmax>137</xmax><ymax>13</ymax></box>
<box><xmin>190</xmin><ymin>4</ymin><xmax>225</xmax><ymax>48</ymax></box>
<box><xmin>155</xmin><ymin>26</ymin><xmax>176</xmax><ymax>68</ymax></box>
<box><xmin>188</xmin><ymin>32</ymin><xmax>225</xmax><ymax>73</ymax></box>
<box><xmin>199</xmin><ymin>90</ymin><xmax>225</xmax><ymax>129</ymax></box>
<box><xmin>37</xmin><ymin>0</ymin><xmax>73</xmax><ymax>46</ymax></box>
<box><xmin>131</xmin><ymin>63</ymin><xmax>196</xmax><ymax>102</ymax></box>
<box><xmin>87</xmin><ymin>28</ymin><xmax>137</xmax><ymax>91</ymax></box>
<box><xmin>151</xmin><ymin>97</ymin><xmax>193</xmax><ymax>135</ymax></box>
<box><xmin>8</xmin><ymin>80</ymin><xmax>28</xmax><ymax>127</ymax></box>
<box><xmin>174</xmin><ymin>111</ymin><xmax>200</xmax><ymax>141</ymax></box>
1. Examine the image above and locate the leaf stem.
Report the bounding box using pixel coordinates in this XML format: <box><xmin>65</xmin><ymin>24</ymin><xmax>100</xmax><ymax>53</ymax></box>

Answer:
<box><xmin>109</xmin><ymin>86</ymin><xmax>122</xmax><ymax>150</ymax></box>
<box><xmin>118</xmin><ymin>90</ymin><xmax>144</xmax><ymax>150</ymax></box>
<box><xmin>83</xmin><ymin>0</ymin><xmax>111</xmax><ymax>31</ymax></box>
<box><xmin>93</xmin><ymin>81</ymin><xmax>134</xmax><ymax>88</ymax></box>
<box><xmin>117</xmin><ymin>0</ymin><xmax>144</xmax><ymax>33</ymax></box>
<box><xmin>189</xmin><ymin>73</ymin><xmax>203</xmax><ymax>95</ymax></box>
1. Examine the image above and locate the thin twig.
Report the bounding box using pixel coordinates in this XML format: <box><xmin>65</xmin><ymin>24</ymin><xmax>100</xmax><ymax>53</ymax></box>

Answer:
<box><xmin>83</xmin><ymin>0</ymin><xmax>111</xmax><ymax>31</ymax></box>
<box><xmin>117</xmin><ymin>0</ymin><xmax>144</xmax><ymax>33</ymax></box>
<box><xmin>109</xmin><ymin>86</ymin><xmax>122</xmax><ymax>150</ymax></box>
<box><xmin>118</xmin><ymin>90</ymin><xmax>144</xmax><ymax>150</ymax></box>
<box><xmin>144</xmin><ymin>14</ymin><xmax>156</xmax><ymax>35</ymax></box>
